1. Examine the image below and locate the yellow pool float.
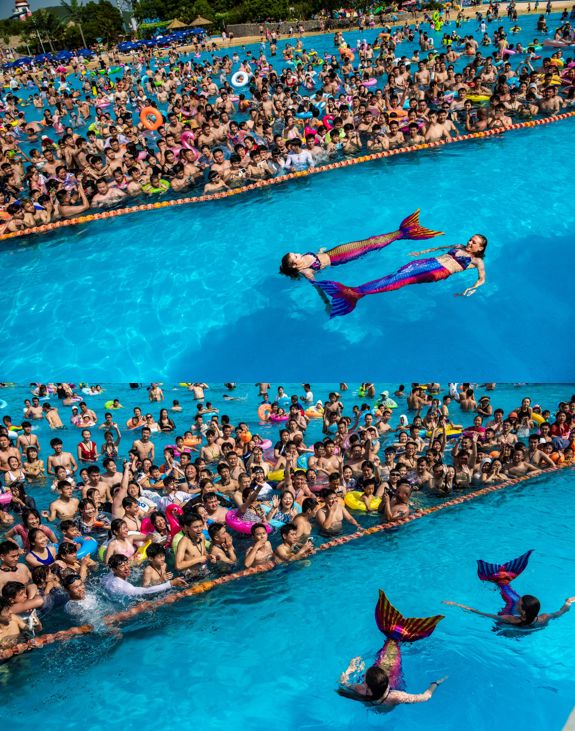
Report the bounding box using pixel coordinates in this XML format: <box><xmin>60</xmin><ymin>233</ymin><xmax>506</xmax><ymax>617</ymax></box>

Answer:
<box><xmin>344</xmin><ymin>491</ymin><xmax>381</xmax><ymax>512</ymax></box>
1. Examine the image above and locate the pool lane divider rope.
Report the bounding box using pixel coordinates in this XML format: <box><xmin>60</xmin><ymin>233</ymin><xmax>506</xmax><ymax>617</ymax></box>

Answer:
<box><xmin>0</xmin><ymin>463</ymin><xmax>571</xmax><ymax>661</ymax></box>
<box><xmin>1</xmin><ymin>111</ymin><xmax>574</xmax><ymax>244</ymax></box>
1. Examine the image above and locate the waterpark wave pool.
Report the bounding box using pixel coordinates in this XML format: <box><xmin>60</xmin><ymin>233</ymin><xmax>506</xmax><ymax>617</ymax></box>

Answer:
<box><xmin>2</xmin><ymin>14</ymin><xmax>575</xmax><ymax>380</ymax></box>
<box><xmin>2</xmin><ymin>457</ymin><xmax>574</xmax><ymax>731</ymax></box>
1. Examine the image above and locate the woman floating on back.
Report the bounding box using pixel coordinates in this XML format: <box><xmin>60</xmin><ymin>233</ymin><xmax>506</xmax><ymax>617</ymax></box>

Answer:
<box><xmin>444</xmin><ymin>550</ymin><xmax>575</xmax><ymax>627</ymax></box>
<box><xmin>279</xmin><ymin>209</ymin><xmax>443</xmax><ymax>281</ymax></box>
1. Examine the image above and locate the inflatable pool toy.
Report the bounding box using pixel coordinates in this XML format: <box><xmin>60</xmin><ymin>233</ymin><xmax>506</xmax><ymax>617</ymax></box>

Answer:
<box><xmin>261</xmin><ymin>502</ymin><xmax>301</xmax><ymax>529</ymax></box>
<box><xmin>225</xmin><ymin>509</ymin><xmax>272</xmax><ymax>535</ymax></box>
<box><xmin>531</xmin><ymin>412</ymin><xmax>545</xmax><ymax>425</ymax></box>
<box><xmin>0</xmin><ymin>493</ymin><xmax>12</xmax><ymax>506</ymax></box>
<box><xmin>0</xmin><ymin>400</ymin><xmax>7</xmax><ymax>410</ymax></box>
<box><xmin>183</xmin><ymin>436</ymin><xmax>202</xmax><ymax>447</ymax></box>
<box><xmin>231</xmin><ymin>71</ymin><xmax>250</xmax><ymax>88</ymax></box>
<box><xmin>344</xmin><ymin>491</ymin><xmax>381</xmax><ymax>512</ymax></box>
<box><xmin>74</xmin><ymin>536</ymin><xmax>98</xmax><ymax>559</ymax></box>
<box><xmin>267</xmin><ymin>469</ymin><xmax>285</xmax><ymax>483</ymax></box>
<box><xmin>269</xmin><ymin>414</ymin><xmax>289</xmax><ymax>423</ymax></box>
<box><xmin>426</xmin><ymin>427</ymin><xmax>462</xmax><ymax>439</ymax></box>
<box><xmin>258</xmin><ymin>403</ymin><xmax>272</xmax><ymax>421</ymax></box>
<box><xmin>180</xmin><ymin>130</ymin><xmax>195</xmax><ymax>149</ymax></box>
<box><xmin>297</xmin><ymin>453</ymin><xmax>312</xmax><ymax>469</ymax></box>
<box><xmin>104</xmin><ymin>400</ymin><xmax>122</xmax><ymax>409</ymax></box>
<box><xmin>140</xmin><ymin>106</ymin><xmax>163</xmax><ymax>131</ymax></box>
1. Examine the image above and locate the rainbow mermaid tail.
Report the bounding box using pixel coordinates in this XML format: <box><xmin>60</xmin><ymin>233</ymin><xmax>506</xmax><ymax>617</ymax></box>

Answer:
<box><xmin>373</xmin><ymin>591</ymin><xmax>445</xmax><ymax>689</ymax></box>
<box><xmin>314</xmin><ymin>257</ymin><xmax>452</xmax><ymax>318</ymax></box>
<box><xmin>325</xmin><ymin>209</ymin><xmax>443</xmax><ymax>267</ymax></box>
<box><xmin>477</xmin><ymin>549</ymin><xmax>534</xmax><ymax>615</ymax></box>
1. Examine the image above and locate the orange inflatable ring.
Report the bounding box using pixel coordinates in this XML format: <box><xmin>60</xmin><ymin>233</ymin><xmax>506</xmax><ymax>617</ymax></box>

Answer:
<box><xmin>258</xmin><ymin>404</ymin><xmax>272</xmax><ymax>421</ymax></box>
<box><xmin>126</xmin><ymin>418</ymin><xmax>146</xmax><ymax>429</ymax></box>
<box><xmin>140</xmin><ymin>106</ymin><xmax>163</xmax><ymax>131</ymax></box>
<box><xmin>183</xmin><ymin>436</ymin><xmax>202</xmax><ymax>447</ymax></box>
<box><xmin>240</xmin><ymin>431</ymin><xmax>252</xmax><ymax>444</ymax></box>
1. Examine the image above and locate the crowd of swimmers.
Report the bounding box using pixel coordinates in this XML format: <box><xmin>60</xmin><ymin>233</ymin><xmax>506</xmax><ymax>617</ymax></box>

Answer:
<box><xmin>1</xmin><ymin>4</ymin><xmax>575</xmax><ymax>234</ymax></box>
<box><xmin>0</xmin><ymin>381</ymin><xmax>574</xmax><ymax>657</ymax></box>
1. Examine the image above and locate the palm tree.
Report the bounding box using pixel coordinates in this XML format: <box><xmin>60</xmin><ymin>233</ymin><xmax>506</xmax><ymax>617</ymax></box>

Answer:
<box><xmin>60</xmin><ymin>0</ymin><xmax>87</xmax><ymax>47</ymax></box>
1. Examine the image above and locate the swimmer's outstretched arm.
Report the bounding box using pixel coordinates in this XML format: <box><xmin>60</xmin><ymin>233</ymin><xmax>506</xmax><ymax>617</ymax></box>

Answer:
<box><xmin>538</xmin><ymin>597</ymin><xmax>575</xmax><ymax>623</ymax></box>
<box><xmin>456</xmin><ymin>258</ymin><xmax>486</xmax><ymax>297</ymax></box>
<box><xmin>408</xmin><ymin>244</ymin><xmax>452</xmax><ymax>256</ymax></box>
<box><xmin>443</xmin><ymin>601</ymin><xmax>519</xmax><ymax>623</ymax></box>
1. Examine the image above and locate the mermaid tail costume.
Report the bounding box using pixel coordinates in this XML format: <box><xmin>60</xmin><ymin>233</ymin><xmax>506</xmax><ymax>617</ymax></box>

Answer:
<box><xmin>373</xmin><ymin>590</ymin><xmax>444</xmax><ymax>689</ymax></box>
<box><xmin>323</xmin><ymin>209</ymin><xmax>443</xmax><ymax>267</ymax></box>
<box><xmin>477</xmin><ymin>549</ymin><xmax>534</xmax><ymax>616</ymax></box>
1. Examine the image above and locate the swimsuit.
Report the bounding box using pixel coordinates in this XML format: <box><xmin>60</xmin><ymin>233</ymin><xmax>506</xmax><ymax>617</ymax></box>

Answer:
<box><xmin>447</xmin><ymin>247</ymin><xmax>473</xmax><ymax>270</ymax></box>
<box><xmin>304</xmin><ymin>252</ymin><xmax>322</xmax><ymax>271</ymax></box>
<box><xmin>29</xmin><ymin>549</ymin><xmax>55</xmax><ymax>566</ymax></box>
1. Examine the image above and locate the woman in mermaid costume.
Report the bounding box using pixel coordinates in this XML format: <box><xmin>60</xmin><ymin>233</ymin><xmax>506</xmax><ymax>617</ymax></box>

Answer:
<box><xmin>445</xmin><ymin>550</ymin><xmax>575</xmax><ymax>627</ymax></box>
<box><xmin>338</xmin><ymin>590</ymin><xmax>447</xmax><ymax>706</ymax></box>
<box><xmin>279</xmin><ymin>209</ymin><xmax>444</xmax><ymax>281</ymax></box>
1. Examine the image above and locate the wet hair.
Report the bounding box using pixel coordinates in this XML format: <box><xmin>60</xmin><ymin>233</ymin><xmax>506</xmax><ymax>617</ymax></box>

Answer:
<box><xmin>280</xmin><ymin>522</ymin><xmax>297</xmax><ymax>538</ymax></box>
<box><xmin>57</xmin><ymin>541</ymin><xmax>78</xmax><ymax>558</ymax></box>
<box><xmin>145</xmin><ymin>543</ymin><xmax>166</xmax><ymax>560</ymax></box>
<box><xmin>108</xmin><ymin>553</ymin><xmax>129</xmax><ymax>569</ymax></box>
<box><xmin>2</xmin><ymin>581</ymin><xmax>26</xmax><ymax>602</ymax></box>
<box><xmin>207</xmin><ymin>521</ymin><xmax>225</xmax><ymax>540</ymax></box>
<box><xmin>520</xmin><ymin>594</ymin><xmax>541</xmax><ymax>625</ymax></box>
<box><xmin>473</xmin><ymin>234</ymin><xmax>488</xmax><ymax>258</ymax></box>
<box><xmin>250</xmin><ymin>522</ymin><xmax>267</xmax><ymax>536</ymax></box>
<box><xmin>301</xmin><ymin>497</ymin><xmax>318</xmax><ymax>513</ymax></box>
<box><xmin>365</xmin><ymin>666</ymin><xmax>390</xmax><ymax>700</ymax></box>
<box><xmin>0</xmin><ymin>540</ymin><xmax>20</xmax><ymax>556</ymax></box>
<box><xmin>62</xmin><ymin>573</ymin><xmax>82</xmax><ymax>589</ymax></box>
<box><xmin>279</xmin><ymin>253</ymin><xmax>300</xmax><ymax>279</ymax></box>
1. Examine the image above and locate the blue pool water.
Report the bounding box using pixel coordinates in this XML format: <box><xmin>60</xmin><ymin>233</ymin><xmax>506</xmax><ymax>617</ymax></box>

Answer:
<box><xmin>2</xmin><ymin>14</ymin><xmax>574</xmax><ymax>380</ymax></box>
<box><xmin>2</xmin><ymin>455</ymin><xmax>574</xmax><ymax>730</ymax></box>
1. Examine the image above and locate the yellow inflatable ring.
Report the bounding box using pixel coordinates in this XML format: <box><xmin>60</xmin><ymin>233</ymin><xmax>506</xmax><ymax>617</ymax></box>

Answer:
<box><xmin>344</xmin><ymin>491</ymin><xmax>381</xmax><ymax>512</ymax></box>
<box><xmin>531</xmin><ymin>412</ymin><xmax>545</xmax><ymax>425</ymax></box>
<box><xmin>268</xmin><ymin>469</ymin><xmax>285</xmax><ymax>483</ymax></box>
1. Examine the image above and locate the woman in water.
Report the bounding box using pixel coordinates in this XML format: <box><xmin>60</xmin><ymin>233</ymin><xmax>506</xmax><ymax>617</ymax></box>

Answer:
<box><xmin>314</xmin><ymin>233</ymin><xmax>488</xmax><ymax>317</ymax></box>
<box><xmin>444</xmin><ymin>549</ymin><xmax>575</xmax><ymax>627</ymax></box>
<box><xmin>279</xmin><ymin>210</ymin><xmax>443</xmax><ymax>281</ymax></box>
<box><xmin>338</xmin><ymin>590</ymin><xmax>447</xmax><ymax>707</ymax></box>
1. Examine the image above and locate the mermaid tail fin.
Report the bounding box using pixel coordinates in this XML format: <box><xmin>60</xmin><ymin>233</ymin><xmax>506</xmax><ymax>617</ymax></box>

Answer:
<box><xmin>375</xmin><ymin>590</ymin><xmax>444</xmax><ymax>642</ymax></box>
<box><xmin>477</xmin><ymin>549</ymin><xmax>534</xmax><ymax>586</ymax></box>
<box><xmin>398</xmin><ymin>209</ymin><xmax>444</xmax><ymax>241</ymax></box>
<box><xmin>313</xmin><ymin>280</ymin><xmax>362</xmax><ymax>318</ymax></box>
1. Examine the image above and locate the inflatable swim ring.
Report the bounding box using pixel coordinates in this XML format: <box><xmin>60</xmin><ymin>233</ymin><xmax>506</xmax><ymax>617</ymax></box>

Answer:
<box><xmin>231</xmin><ymin>71</ymin><xmax>250</xmax><ymax>88</ymax></box>
<box><xmin>258</xmin><ymin>403</ymin><xmax>272</xmax><ymax>421</ymax></box>
<box><xmin>104</xmin><ymin>400</ymin><xmax>122</xmax><ymax>409</ymax></box>
<box><xmin>344</xmin><ymin>491</ymin><xmax>381</xmax><ymax>512</ymax></box>
<box><xmin>74</xmin><ymin>536</ymin><xmax>98</xmax><ymax>559</ymax></box>
<box><xmin>267</xmin><ymin>469</ymin><xmax>285</xmax><ymax>483</ymax></box>
<box><xmin>269</xmin><ymin>414</ymin><xmax>289</xmax><ymax>423</ymax></box>
<box><xmin>140</xmin><ymin>106</ymin><xmax>163</xmax><ymax>131</ymax></box>
<box><xmin>225</xmin><ymin>509</ymin><xmax>272</xmax><ymax>535</ymax></box>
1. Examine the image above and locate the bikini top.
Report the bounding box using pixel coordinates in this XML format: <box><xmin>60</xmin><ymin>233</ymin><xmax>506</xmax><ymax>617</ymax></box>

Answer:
<box><xmin>304</xmin><ymin>252</ymin><xmax>322</xmax><ymax>271</ymax></box>
<box><xmin>448</xmin><ymin>247</ymin><xmax>473</xmax><ymax>270</ymax></box>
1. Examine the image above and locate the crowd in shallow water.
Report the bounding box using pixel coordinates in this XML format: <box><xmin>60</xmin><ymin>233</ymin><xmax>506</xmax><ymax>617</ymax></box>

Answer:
<box><xmin>1</xmin><ymin>3</ymin><xmax>575</xmax><ymax>234</ymax></box>
<box><xmin>0</xmin><ymin>381</ymin><xmax>574</xmax><ymax>648</ymax></box>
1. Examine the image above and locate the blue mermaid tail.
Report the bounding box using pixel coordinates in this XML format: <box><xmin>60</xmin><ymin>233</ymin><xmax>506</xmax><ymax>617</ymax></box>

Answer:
<box><xmin>477</xmin><ymin>550</ymin><xmax>534</xmax><ymax>615</ymax></box>
<box><xmin>314</xmin><ymin>257</ymin><xmax>452</xmax><ymax>318</ymax></box>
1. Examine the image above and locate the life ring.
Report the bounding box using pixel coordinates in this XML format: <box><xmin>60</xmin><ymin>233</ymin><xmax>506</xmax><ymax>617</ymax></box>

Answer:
<box><xmin>140</xmin><ymin>106</ymin><xmax>163</xmax><ymax>131</ymax></box>
<box><xmin>104</xmin><ymin>400</ymin><xmax>121</xmax><ymax>409</ymax></box>
<box><xmin>531</xmin><ymin>413</ymin><xmax>545</xmax><ymax>425</ymax></box>
<box><xmin>296</xmin><ymin>111</ymin><xmax>313</xmax><ymax>119</ymax></box>
<box><xmin>258</xmin><ymin>403</ymin><xmax>272</xmax><ymax>421</ymax></box>
<box><xmin>362</xmin><ymin>78</ymin><xmax>377</xmax><ymax>87</ymax></box>
<box><xmin>269</xmin><ymin>414</ymin><xmax>289</xmax><ymax>423</ymax></box>
<box><xmin>231</xmin><ymin>71</ymin><xmax>250</xmax><ymax>88</ymax></box>
<box><xmin>465</xmin><ymin>94</ymin><xmax>491</xmax><ymax>102</ymax></box>
<box><xmin>180</xmin><ymin>130</ymin><xmax>195</xmax><ymax>149</ymax></box>
<box><xmin>0</xmin><ymin>493</ymin><xmax>12</xmax><ymax>506</ymax></box>
<box><xmin>183</xmin><ymin>436</ymin><xmax>202</xmax><ymax>447</ymax></box>
<box><xmin>426</xmin><ymin>427</ymin><xmax>462</xmax><ymax>439</ymax></box>
<box><xmin>297</xmin><ymin>453</ymin><xmax>312</xmax><ymax>469</ymax></box>
<box><xmin>126</xmin><ymin>419</ymin><xmax>146</xmax><ymax>429</ymax></box>
<box><xmin>305</xmin><ymin>406</ymin><xmax>324</xmax><ymax>418</ymax></box>
<box><xmin>0</xmin><ymin>399</ymin><xmax>7</xmax><ymax>410</ymax></box>
<box><xmin>258</xmin><ymin>439</ymin><xmax>273</xmax><ymax>451</ymax></box>
<box><xmin>225</xmin><ymin>509</ymin><xmax>272</xmax><ymax>535</ymax></box>
<box><xmin>344</xmin><ymin>491</ymin><xmax>381</xmax><ymax>512</ymax></box>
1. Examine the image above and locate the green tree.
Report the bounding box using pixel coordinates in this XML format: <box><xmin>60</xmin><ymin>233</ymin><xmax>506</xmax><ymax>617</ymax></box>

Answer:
<box><xmin>60</xmin><ymin>0</ymin><xmax>87</xmax><ymax>46</ymax></box>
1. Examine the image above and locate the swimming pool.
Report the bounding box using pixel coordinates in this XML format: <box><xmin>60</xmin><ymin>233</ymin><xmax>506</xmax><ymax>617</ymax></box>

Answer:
<box><xmin>2</xmin><ymin>452</ymin><xmax>574</xmax><ymax>731</ymax></box>
<box><xmin>1</xmin><ymin>14</ymin><xmax>574</xmax><ymax>380</ymax></box>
